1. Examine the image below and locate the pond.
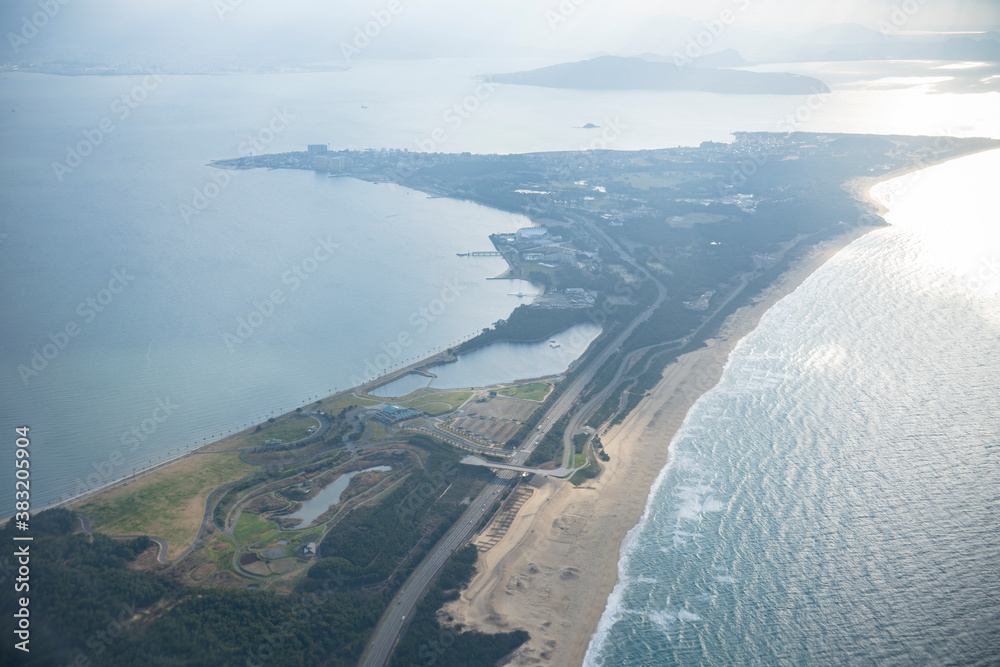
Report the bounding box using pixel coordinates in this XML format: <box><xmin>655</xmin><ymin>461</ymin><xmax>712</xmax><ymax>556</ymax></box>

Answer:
<box><xmin>371</xmin><ymin>322</ymin><xmax>600</xmax><ymax>397</ymax></box>
<box><xmin>285</xmin><ymin>465</ymin><xmax>392</xmax><ymax>526</ymax></box>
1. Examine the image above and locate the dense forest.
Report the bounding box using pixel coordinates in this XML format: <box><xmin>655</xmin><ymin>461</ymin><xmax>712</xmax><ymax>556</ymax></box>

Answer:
<box><xmin>390</xmin><ymin>544</ymin><xmax>529</xmax><ymax>666</ymax></box>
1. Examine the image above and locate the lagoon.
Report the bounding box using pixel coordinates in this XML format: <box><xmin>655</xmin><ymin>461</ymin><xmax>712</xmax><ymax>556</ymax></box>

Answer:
<box><xmin>285</xmin><ymin>465</ymin><xmax>392</xmax><ymax>527</ymax></box>
<box><xmin>370</xmin><ymin>322</ymin><xmax>601</xmax><ymax>397</ymax></box>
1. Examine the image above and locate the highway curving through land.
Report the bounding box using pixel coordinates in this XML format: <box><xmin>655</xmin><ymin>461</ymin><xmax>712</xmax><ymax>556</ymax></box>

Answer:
<box><xmin>360</xmin><ymin>214</ymin><xmax>669</xmax><ymax>666</ymax></box>
<box><xmin>360</xmin><ymin>289</ymin><xmax>667</xmax><ymax>665</ymax></box>
<box><xmin>359</xmin><ymin>472</ymin><xmax>516</xmax><ymax>667</ymax></box>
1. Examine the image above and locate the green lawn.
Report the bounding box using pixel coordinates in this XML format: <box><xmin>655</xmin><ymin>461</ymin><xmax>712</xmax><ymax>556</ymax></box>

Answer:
<box><xmin>240</xmin><ymin>412</ymin><xmax>321</xmax><ymax>449</ymax></box>
<box><xmin>317</xmin><ymin>393</ymin><xmax>380</xmax><ymax>413</ymax></box>
<box><xmin>200</xmin><ymin>411</ymin><xmax>323</xmax><ymax>453</ymax></box>
<box><xmin>208</xmin><ymin>536</ymin><xmax>236</xmax><ymax>567</ymax></box>
<box><xmin>395</xmin><ymin>389</ymin><xmax>473</xmax><ymax>415</ymax></box>
<box><xmin>234</xmin><ymin>512</ymin><xmax>277</xmax><ymax>545</ymax></box>
<box><xmin>500</xmin><ymin>382</ymin><xmax>550</xmax><ymax>401</ymax></box>
<box><xmin>366</xmin><ymin>421</ymin><xmax>391</xmax><ymax>441</ymax></box>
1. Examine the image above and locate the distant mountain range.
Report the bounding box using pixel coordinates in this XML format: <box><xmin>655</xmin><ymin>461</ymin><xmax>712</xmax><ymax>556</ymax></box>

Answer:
<box><xmin>781</xmin><ymin>25</ymin><xmax>1000</xmax><ymax>62</ymax></box>
<box><xmin>491</xmin><ymin>56</ymin><xmax>829</xmax><ymax>95</ymax></box>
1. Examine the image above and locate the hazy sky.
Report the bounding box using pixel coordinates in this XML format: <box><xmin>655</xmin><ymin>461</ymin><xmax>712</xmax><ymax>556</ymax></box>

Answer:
<box><xmin>3</xmin><ymin>0</ymin><xmax>999</xmax><ymax>63</ymax></box>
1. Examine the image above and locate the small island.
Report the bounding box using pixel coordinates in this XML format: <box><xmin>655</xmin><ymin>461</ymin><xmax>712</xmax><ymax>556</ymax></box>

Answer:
<box><xmin>489</xmin><ymin>55</ymin><xmax>830</xmax><ymax>94</ymax></box>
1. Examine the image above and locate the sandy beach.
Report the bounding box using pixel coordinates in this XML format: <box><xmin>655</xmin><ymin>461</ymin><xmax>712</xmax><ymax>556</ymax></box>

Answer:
<box><xmin>441</xmin><ymin>226</ymin><xmax>876</xmax><ymax>666</ymax></box>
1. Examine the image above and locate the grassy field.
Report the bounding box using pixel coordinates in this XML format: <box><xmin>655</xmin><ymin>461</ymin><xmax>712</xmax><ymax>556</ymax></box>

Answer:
<box><xmin>199</xmin><ymin>411</ymin><xmax>321</xmax><ymax>453</ymax></box>
<box><xmin>189</xmin><ymin>535</ymin><xmax>237</xmax><ymax>581</ymax></box>
<box><xmin>75</xmin><ymin>452</ymin><xmax>253</xmax><ymax>559</ymax></box>
<box><xmin>499</xmin><ymin>382</ymin><xmax>550</xmax><ymax>401</ymax></box>
<box><xmin>366</xmin><ymin>421</ymin><xmax>391</xmax><ymax>441</ymax></box>
<box><xmin>394</xmin><ymin>389</ymin><xmax>473</xmax><ymax>415</ymax></box>
<box><xmin>234</xmin><ymin>512</ymin><xmax>277</xmax><ymax>545</ymax></box>
<box><xmin>610</xmin><ymin>171</ymin><xmax>707</xmax><ymax>190</ymax></box>
<box><xmin>238</xmin><ymin>412</ymin><xmax>321</xmax><ymax>449</ymax></box>
<box><xmin>317</xmin><ymin>393</ymin><xmax>380</xmax><ymax>413</ymax></box>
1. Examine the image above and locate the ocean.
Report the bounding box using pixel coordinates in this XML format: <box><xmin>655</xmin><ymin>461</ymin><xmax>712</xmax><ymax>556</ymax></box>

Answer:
<box><xmin>583</xmin><ymin>150</ymin><xmax>1000</xmax><ymax>665</ymax></box>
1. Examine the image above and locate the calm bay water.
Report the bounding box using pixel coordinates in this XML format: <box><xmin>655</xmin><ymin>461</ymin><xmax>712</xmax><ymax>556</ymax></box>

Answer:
<box><xmin>370</xmin><ymin>321</ymin><xmax>601</xmax><ymax>397</ymax></box>
<box><xmin>584</xmin><ymin>151</ymin><xmax>1000</xmax><ymax>666</ymax></box>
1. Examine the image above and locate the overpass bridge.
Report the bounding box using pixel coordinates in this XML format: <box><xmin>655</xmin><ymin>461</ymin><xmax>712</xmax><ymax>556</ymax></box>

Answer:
<box><xmin>460</xmin><ymin>455</ymin><xmax>572</xmax><ymax>478</ymax></box>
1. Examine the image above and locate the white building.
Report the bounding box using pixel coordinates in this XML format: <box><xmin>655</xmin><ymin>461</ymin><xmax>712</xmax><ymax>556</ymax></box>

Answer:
<box><xmin>516</xmin><ymin>226</ymin><xmax>548</xmax><ymax>242</ymax></box>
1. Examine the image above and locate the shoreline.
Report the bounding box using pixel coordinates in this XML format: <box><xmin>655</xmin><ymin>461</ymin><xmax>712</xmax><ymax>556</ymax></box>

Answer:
<box><xmin>439</xmin><ymin>232</ymin><xmax>889</xmax><ymax>666</ymax></box>
<box><xmin>443</xmin><ymin>147</ymin><xmax>1000</xmax><ymax>665</ymax></box>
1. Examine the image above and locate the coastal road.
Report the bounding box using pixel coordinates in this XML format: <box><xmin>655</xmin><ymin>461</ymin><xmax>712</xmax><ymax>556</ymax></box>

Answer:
<box><xmin>362</xmin><ymin>210</ymin><xmax>677</xmax><ymax>665</ymax></box>
<box><xmin>360</xmin><ymin>473</ymin><xmax>516</xmax><ymax>667</ymax></box>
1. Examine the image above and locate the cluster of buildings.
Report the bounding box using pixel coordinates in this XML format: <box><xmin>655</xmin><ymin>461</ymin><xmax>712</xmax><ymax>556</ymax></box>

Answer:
<box><xmin>496</xmin><ymin>226</ymin><xmax>580</xmax><ymax>267</ymax></box>
<box><xmin>373</xmin><ymin>405</ymin><xmax>424</xmax><ymax>425</ymax></box>
<box><xmin>307</xmin><ymin>145</ymin><xmax>356</xmax><ymax>172</ymax></box>
<box><xmin>535</xmin><ymin>288</ymin><xmax>598</xmax><ymax>309</ymax></box>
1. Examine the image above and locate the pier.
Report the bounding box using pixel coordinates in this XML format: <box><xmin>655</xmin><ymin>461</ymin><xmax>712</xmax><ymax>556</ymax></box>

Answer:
<box><xmin>456</xmin><ymin>251</ymin><xmax>503</xmax><ymax>257</ymax></box>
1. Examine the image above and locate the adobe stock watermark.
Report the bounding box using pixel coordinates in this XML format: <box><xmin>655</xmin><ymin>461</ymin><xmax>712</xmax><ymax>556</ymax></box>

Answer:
<box><xmin>775</xmin><ymin>86</ymin><xmax>831</xmax><ymax>134</ymax></box>
<box><xmin>52</xmin><ymin>73</ymin><xmax>164</xmax><ymax>181</ymax></box>
<box><xmin>673</xmin><ymin>0</ymin><xmax>752</xmax><ymax>71</ymax></box>
<box><xmin>580</xmin><ymin>116</ymin><xmax>628</xmax><ymax>152</ymax></box>
<box><xmin>213</xmin><ymin>0</ymin><xmax>245</xmax><ymax>21</ymax></box>
<box><xmin>349</xmin><ymin>279</ymin><xmax>466</xmax><ymax>385</ymax></box>
<box><xmin>17</xmin><ymin>268</ymin><xmax>135</xmax><ymax>385</ymax></box>
<box><xmin>546</xmin><ymin>0</ymin><xmax>592</xmax><ymax>31</ymax></box>
<box><xmin>223</xmin><ymin>236</ymin><xmax>339</xmax><ymax>352</ymax></box>
<box><xmin>386</xmin><ymin>81</ymin><xmax>502</xmax><ymax>179</ymax></box>
<box><xmin>716</xmin><ymin>92</ymin><xmax>830</xmax><ymax>196</ymax></box>
<box><xmin>66</xmin><ymin>397</ymin><xmax>179</xmax><ymax>499</ymax></box>
<box><xmin>548</xmin><ymin>323</ymin><xmax>600</xmax><ymax>368</ymax></box>
<box><xmin>247</xmin><ymin>567</ymin><xmax>347</xmax><ymax>667</ymax></box>
<box><xmin>180</xmin><ymin>107</ymin><xmax>294</xmax><ymax>223</ymax></box>
<box><xmin>7</xmin><ymin>0</ymin><xmax>72</xmax><ymax>54</ymax></box>
<box><xmin>413</xmin><ymin>626</ymin><xmax>459</xmax><ymax>666</ymax></box>
<box><xmin>965</xmin><ymin>254</ymin><xmax>1000</xmax><ymax>295</ymax></box>
<box><xmin>415</xmin><ymin>79</ymin><xmax>499</xmax><ymax>153</ymax></box>
<box><xmin>515</xmin><ymin>116</ymin><xmax>629</xmax><ymax>222</ymax></box>
<box><xmin>120</xmin><ymin>397</ymin><xmax>181</xmax><ymax>453</ymax></box>
<box><xmin>877</xmin><ymin>0</ymin><xmax>928</xmax><ymax>37</ymax></box>
<box><xmin>58</xmin><ymin>600</ymin><xmax>140</xmax><ymax>666</ymax></box>
<box><xmin>396</xmin><ymin>459</ymin><xmax>460</xmax><ymax>524</ymax></box>
<box><xmin>340</xmin><ymin>0</ymin><xmax>405</xmax><ymax>62</ymax></box>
